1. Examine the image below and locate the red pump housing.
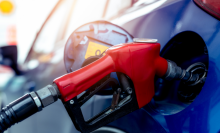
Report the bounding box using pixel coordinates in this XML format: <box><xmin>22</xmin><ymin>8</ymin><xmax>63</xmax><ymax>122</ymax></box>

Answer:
<box><xmin>54</xmin><ymin>42</ymin><xmax>168</xmax><ymax>108</ymax></box>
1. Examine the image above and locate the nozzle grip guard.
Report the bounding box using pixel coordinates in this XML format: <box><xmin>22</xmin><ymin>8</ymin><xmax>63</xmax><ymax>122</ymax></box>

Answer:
<box><xmin>63</xmin><ymin>79</ymin><xmax>139</xmax><ymax>133</ymax></box>
<box><xmin>54</xmin><ymin>42</ymin><xmax>168</xmax><ymax>108</ymax></box>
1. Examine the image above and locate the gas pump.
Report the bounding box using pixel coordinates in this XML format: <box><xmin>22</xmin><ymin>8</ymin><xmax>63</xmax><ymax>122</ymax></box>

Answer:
<box><xmin>0</xmin><ymin>21</ymin><xmax>206</xmax><ymax>133</ymax></box>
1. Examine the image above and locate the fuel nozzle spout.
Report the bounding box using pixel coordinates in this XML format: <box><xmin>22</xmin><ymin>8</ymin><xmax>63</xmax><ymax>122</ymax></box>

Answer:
<box><xmin>163</xmin><ymin>60</ymin><xmax>200</xmax><ymax>85</ymax></box>
<box><xmin>0</xmin><ymin>84</ymin><xmax>60</xmax><ymax>133</ymax></box>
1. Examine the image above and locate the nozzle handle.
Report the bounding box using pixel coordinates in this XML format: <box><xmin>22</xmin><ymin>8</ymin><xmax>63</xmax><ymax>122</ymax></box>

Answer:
<box><xmin>54</xmin><ymin>55</ymin><xmax>115</xmax><ymax>102</ymax></box>
<box><xmin>54</xmin><ymin>42</ymin><xmax>168</xmax><ymax>108</ymax></box>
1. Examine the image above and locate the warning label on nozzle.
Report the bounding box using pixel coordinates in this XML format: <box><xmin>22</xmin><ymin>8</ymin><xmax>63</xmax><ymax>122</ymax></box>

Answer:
<box><xmin>85</xmin><ymin>41</ymin><xmax>109</xmax><ymax>59</ymax></box>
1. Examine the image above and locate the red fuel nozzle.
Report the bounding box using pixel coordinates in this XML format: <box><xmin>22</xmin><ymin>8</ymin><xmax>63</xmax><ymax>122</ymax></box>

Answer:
<box><xmin>54</xmin><ymin>42</ymin><xmax>168</xmax><ymax>108</ymax></box>
<box><xmin>0</xmin><ymin>41</ymin><xmax>202</xmax><ymax>133</ymax></box>
<box><xmin>0</xmin><ymin>42</ymin><xmax>200</xmax><ymax>133</ymax></box>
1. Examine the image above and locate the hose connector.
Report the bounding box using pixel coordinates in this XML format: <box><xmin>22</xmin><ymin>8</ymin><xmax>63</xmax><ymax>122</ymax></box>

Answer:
<box><xmin>35</xmin><ymin>84</ymin><xmax>60</xmax><ymax>107</ymax></box>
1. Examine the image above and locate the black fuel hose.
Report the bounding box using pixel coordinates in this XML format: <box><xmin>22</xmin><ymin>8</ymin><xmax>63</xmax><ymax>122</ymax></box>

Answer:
<box><xmin>0</xmin><ymin>94</ymin><xmax>38</xmax><ymax>132</ymax></box>
<box><xmin>0</xmin><ymin>84</ymin><xmax>60</xmax><ymax>133</ymax></box>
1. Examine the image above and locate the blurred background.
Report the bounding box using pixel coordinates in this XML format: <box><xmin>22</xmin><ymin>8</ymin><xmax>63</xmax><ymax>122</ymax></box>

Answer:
<box><xmin>0</xmin><ymin>0</ymin><xmax>217</xmax><ymax>132</ymax></box>
<box><xmin>0</xmin><ymin>0</ymin><xmax>138</xmax><ymax>64</ymax></box>
<box><xmin>0</xmin><ymin>0</ymin><xmax>143</xmax><ymax>132</ymax></box>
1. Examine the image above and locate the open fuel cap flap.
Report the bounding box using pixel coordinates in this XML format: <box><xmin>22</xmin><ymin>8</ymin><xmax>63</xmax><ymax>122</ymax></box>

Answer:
<box><xmin>64</xmin><ymin>20</ymin><xmax>133</xmax><ymax>73</ymax></box>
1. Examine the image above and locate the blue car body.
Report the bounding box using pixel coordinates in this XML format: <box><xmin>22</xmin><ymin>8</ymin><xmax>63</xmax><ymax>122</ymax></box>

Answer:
<box><xmin>4</xmin><ymin>0</ymin><xmax>220</xmax><ymax>133</ymax></box>
<box><xmin>95</xmin><ymin>0</ymin><xmax>220</xmax><ymax>132</ymax></box>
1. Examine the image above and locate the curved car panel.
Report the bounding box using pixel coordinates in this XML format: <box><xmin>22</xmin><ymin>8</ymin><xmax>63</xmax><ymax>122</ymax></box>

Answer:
<box><xmin>104</xmin><ymin>0</ymin><xmax>220</xmax><ymax>132</ymax></box>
